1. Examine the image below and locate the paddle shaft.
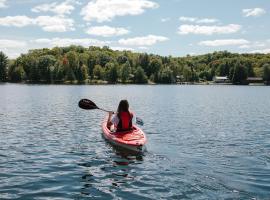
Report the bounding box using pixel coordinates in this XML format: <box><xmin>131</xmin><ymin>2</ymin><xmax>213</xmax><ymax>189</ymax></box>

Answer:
<box><xmin>78</xmin><ymin>98</ymin><xmax>143</xmax><ymax>125</ymax></box>
<box><xmin>97</xmin><ymin>107</ymin><xmax>114</xmax><ymax>113</ymax></box>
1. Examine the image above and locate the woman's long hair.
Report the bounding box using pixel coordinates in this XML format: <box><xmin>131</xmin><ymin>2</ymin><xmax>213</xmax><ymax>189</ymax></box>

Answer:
<box><xmin>117</xmin><ymin>100</ymin><xmax>129</xmax><ymax>113</ymax></box>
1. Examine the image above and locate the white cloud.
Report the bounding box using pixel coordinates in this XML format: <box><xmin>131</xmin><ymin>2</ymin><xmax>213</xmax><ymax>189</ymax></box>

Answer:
<box><xmin>4</xmin><ymin>51</ymin><xmax>23</xmax><ymax>59</ymax></box>
<box><xmin>0</xmin><ymin>15</ymin><xmax>74</xmax><ymax>32</ymax></box>
<box><xmin>110</xmin><ymin>46</ymin><xmax>134</xmax><ymax>51</ymax></box>
<box><xmin>239</xmin><ymin>41</ymin><xmax>266</xmax><ymax>49</ymax></box>
<box><xmin>32</xmin><ymin>0</ymin><xmax>77</xmax><ymax>15</ymax></box>
<box><xmin>0</xmin><ymin>39</ymin><xmax>28</xmax><ymax>59</ymax></box>
<box><xmin>179</xmin><ymin>16</ymin><xmax>197</xmax><ymax>22</ymax></box>
<box><xmin>250</xmin><ymin>49</ymin><xmax>270</xmax><ymax>54</ymax></box>
<box><xmin>239</xmin><ymin>44</ymin><xmax>250</xmax><ymax>49</ymax></box>
<box><xmin>0</xmin><ymin>39</ymin><xmax>27</xmax><ymax>48</ymax></box>
<box><xmin>179</xmin><ymin>16</ymin><xmax>218</xmax><ymax>24</ymax></box>
<box><xmin>0</xmin><ymin>0</ymin><xmax>7</xmax><ymax>8</ymax></box>
<box><xmin>33</xmin><ymin>38</ymin><xmax>110</xmax><ymax>47</ymax></box>
<box><xmin>35</xmin><ymin>16</ymin><xmax>74</xmax><ymax>32</ymax></box>
<box><xmin>242</xmin><ymin>8</ymin><xmax>266</xmax><ymax>17</ymax></box>
<box><xmin>0</xmin><ymin>16</ymin><xmax>33</xmax><ymax>27</ymax></box>
<box><xmin>253</xmin><ymin>42</ymin><xmax>266</xmax><ymax>47</ymax></box>
<box><xmin>161</xmin><ymin>17</ymin><xmax>170</xmax><ymax>22</ymax></box>
<box><xmin>0</xmin><ymin>37</ymin><xmax>111</xmax><ymax>59</ymax></box>
<box><xmin>119</xmin><ymin>35</ymin><xmax>168</xmax><ymax>46</ymax></box>
<box><xmin>34</xmin><ymin>38</ymin><xmax>52</xmax><ymax>44</ymax></box>
<box><xmin>178</xmin><ymin>24</ymin><xmax>241</xmax><ymax>35</ymax></box>
<box><xmin>197</xmin><ymin>18</ymin><xmax>218</xmax><ymax>24</ymax></box>
<box><xmin>81</xmin><ymin>0</ymin><xmax>159</xmax><ymax>22</ymax></box>
<box><xmin>198</xmin><ymin>39</ymin><xmax>250</xmax><ymax>46</ymax></box>
<box><xmin>86</xmin><ymin>25</ymin><xmax>129</xmax><ymax>37</ymax></box>
<box><xmin>138</xmin><ymin>46</ymin><xmax>148</xmax><ymax>50</ymax></box>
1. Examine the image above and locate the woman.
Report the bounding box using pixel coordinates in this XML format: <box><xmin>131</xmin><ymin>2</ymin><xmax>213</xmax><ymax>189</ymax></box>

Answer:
<box><xmin>107</xmin><ymin>100</ymin><xmax>133</xmax><ymax>132</ymax></box>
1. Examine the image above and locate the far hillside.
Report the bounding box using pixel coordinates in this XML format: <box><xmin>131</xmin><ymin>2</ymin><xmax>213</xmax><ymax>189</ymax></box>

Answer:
<box><xmin>0</xmin><ymin>46</ymin><xmax>270</xmax><ymax>84</ymax></box>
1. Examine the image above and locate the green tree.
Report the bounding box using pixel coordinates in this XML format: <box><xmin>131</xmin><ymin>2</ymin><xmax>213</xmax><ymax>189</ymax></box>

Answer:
<box><xmin>93</xmin><ymin>65</ymin><xmax>104</xmax><ymax>80</ymax></box>
<box><xmin>0</xmin><ymin>51</ymin><xmax>8</xmax><ymax>81</ymax></box>
<box><xmin>138</xmin><ymin>53</ymin><xmax>150</xmax><ymax>74</ymax></box>
<box><xmin>29</xmin><ymin>65</ymin><xmax>40</xmax><ymax>82</ymax></box>
<box><xmin>9</xmin><ymin>65</ymin><xmax>26</xmax><ymax>82</ymax></box>
<box><xmin>148</xmin><ymin>58</ymin><xmax>162</xmax><ymax>77</ymax></box>
<box><xmin>245</xmin><ymin>60</ymin><xmax>255</xmax><ymax>77</ymax></box>
<box><xmin>263</xmin><ymin>63</ymin><xmax>270</xmax><ymax>82</ymax></box>
<box><xmin>2</xmin><ymin>46</ymin><xmax>270</xmax><ymax>85</ymax></box>
<box><xmin>53</xmin><ymin>61</ymin><xmax>65</xmax><ymax>81</ymax></box>
<box><xmin>66</xmin><ymin>51</ymin><xmax>78</xmax><ymax>69</ymax></box>
<box><xmin>20</xmin><ymin>55</ymin><xmax>37</xmax><ymax>81</ymax></box>
<box><xmin>187</xmin><ymin>62</ymin><xmax>198</xmax><ymax>82</ymax></box>
<box><xmin>61</xmin><ymin>53</ymin><xmax>77</xmax><ymax>81</ymax></box>
<box><xmin>134</xmin><ymin>66</ymin><xmax>147</xmax><ymax>83</ymax></box>
<box><xmin>156</xmin><ymin>67</ymin><xmax>175</xmax><ymax>83</ymax></box>
<box><xmin>117</xmin><ymin>55</ymin><xmax>128</xmax><ymax>65</ymax></box>
<box><xmin>199</xmin><ymin>70</ymin><xmax>212</xmax><ymax>81</ymax></box>
<box><xmin>105</xmin><ymin>62</ymin><xmax>118</xmax><ymax>83</ymax></box>
<box><xmin>65</xmin><ymin>68</ymin><xmax>76</xmax><ymax>81</ymax></box>
<box><xmin>37</xmin><ymin>55</ymin><xmax>56</xmax><ymax>81</ymax></box>
<box><xmin>87</xmin><ymin>52</ymin><xmax>97</xmax><ymax>79</ymax></box>
<box><xmin>216</xmin><ymin>62</ymin><xmax>228</xmax><ymax>76</ymax></box>
<box><xmin>50</xmin><ymin>47</ymin><xmax>63</xmax><ymax>58</ymax></box>
<box><xmin>97</xmin><ymin>52</ymin><xmax>111</xmax><ymax>67</ymax></box>
<box><xmin>66</xmin><ymin>50</ymin><xmax>78</xmax><ymax>63</ymax></box>
<box><xmin>168</xmin><ymin>60</ymin><xmax>183</xmax><ymax>77</ymax></box>
<box><xmin>120</xmin><ymin>61</ymin><xmax>131</xmax><ymax>83</ymax></box>
<box><xmin>78</xmin><ymin>53</ymin><xmax>89</xmax><ymax>66</ymax></box>
<box><xmin>77</xmin><ymin>64</ymin><xmax>88</xmax><ymax>82</ymax></box>
<box><xmin>183</xmin><ymin>66</ymin><xmax>192</xmax><ymax>81</ymax></box>
<box><xmin>229</xmin><ymin>61</ymin><xmax>248</xmax><ymax>84</ymax></box>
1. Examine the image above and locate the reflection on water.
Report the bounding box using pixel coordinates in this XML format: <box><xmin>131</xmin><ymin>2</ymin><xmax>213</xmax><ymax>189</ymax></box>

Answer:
<box><xmin>1</xmin><ymin>84</ymin><xmax>270</xmax><ymax>199</ymax></box>
<box><xmin>78</xmin><ymin>143</ymin><xmax>145</xmax><ymax>199</ymax></box>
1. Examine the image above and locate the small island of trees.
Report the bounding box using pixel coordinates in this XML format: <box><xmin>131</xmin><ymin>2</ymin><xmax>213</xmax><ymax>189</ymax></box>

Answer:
<box><xmin>0</xmin><ymin>46</ymin><xmax>270</xmax><ymax>85</ymax></box>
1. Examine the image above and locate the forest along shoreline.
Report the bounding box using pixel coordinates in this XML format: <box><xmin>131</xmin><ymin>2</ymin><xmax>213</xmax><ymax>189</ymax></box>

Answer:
<box><xmin>0</xmin><ymin>46</ymin><xmax>270</xmax><ymax>85</ymax></box>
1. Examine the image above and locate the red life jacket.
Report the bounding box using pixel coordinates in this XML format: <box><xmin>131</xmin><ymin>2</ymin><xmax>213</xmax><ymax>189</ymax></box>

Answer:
<box><xmin>117</xmin><ymin>111</ymin><xmax>133</xmax><ymax>131</ymax></box>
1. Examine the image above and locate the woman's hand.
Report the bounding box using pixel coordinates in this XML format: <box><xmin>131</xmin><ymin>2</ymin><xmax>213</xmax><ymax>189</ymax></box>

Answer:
<box><xmin>107</xmin><ymin>111</ymin><xmax>114</xmax><ymax>129</ymax></box>
<box><xmin>108</xmin><ymin>111</ymin><xmax>114</xmax><ymax>117</ymax></box>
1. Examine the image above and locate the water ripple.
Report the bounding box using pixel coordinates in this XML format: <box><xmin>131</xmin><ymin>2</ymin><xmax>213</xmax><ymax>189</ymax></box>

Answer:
<box><xmin>1</xmin><ymin>84</ymin><xmax>270</xmax><ymax>199</ymax></box>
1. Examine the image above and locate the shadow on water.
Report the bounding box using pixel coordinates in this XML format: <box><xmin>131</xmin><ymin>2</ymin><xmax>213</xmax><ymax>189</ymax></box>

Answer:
<box><xmin>78</xmin><ymin>141</ymin><xmax>146</xmax><ymax>198</ymax></box>
<box><xmin>111</xmin><ymin>143</ymin><xmax>146</xmax><ymax>158</ymax></box>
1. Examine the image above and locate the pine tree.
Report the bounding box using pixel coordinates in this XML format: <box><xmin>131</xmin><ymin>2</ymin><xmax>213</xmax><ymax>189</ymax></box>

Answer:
<box><xmin>0</xmin><ymin>52</ymin><xmax>8</xmax><ymax>81</ymax></box>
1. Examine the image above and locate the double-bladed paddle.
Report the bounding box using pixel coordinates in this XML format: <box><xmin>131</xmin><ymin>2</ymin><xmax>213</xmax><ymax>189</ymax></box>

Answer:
<box><xmin>78</xmin><ymin>98</ymin><xmax>144</xmax><ymax>125</ymax></box>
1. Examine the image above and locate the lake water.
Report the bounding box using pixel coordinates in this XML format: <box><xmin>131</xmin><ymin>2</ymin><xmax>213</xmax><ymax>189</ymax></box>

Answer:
<box><xmin>0</xmin><ymin>84</ymin><xmax>270</xmax><ymax>199</ymax></box>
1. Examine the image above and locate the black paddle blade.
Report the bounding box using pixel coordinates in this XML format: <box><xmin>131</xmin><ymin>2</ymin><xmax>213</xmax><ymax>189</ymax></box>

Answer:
<box><xmin>78</xmin><ymin>99</ymin><xmax>98</xmax><ymax>110</ymax></box>
<box><xmin>136</xmin><ymin>117</ymin><xmax>144</xmax><ymax>126</ymax></box>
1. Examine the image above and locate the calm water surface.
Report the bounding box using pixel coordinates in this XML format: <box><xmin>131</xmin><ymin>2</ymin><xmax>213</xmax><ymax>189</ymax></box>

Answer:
<box><xmin>0</xmin><ymin>84</ymin><xmax>270</xmax><ymax>199</ymax></box>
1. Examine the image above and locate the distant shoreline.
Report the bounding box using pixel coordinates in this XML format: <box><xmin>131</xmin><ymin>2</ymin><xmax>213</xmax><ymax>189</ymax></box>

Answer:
<box><xmin>0</xmin><ymin>81</ymin><xmax>268</xmax><ymax>86</ymax></box>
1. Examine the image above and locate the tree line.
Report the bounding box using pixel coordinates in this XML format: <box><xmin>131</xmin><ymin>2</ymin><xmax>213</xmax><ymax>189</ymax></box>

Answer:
<box><xmin>0</xmin><ymin>46</ymin><xmax>270</xmax><ymax>84</ymax></box>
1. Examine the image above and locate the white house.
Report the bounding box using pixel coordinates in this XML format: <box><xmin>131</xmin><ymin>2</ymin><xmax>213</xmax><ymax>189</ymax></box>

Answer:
<box><xmin>213</xmin><ymin>76</ymin><xmax>228</xmax><ymax>83</ymax></box>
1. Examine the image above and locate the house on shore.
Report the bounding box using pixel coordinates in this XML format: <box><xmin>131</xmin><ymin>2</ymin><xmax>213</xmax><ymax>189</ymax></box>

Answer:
<box><xmin>213</xmin><ymin>76</ymin><xmax>229</xmax><ymax>83</ymax></box>
<box><xmin>176</xmin><ymin>75</ymin><xmax>184</xmax><ymax>84</ymax></box>
<box><xmin>246</xmin><ymin>77</ymin><xmax>264</xmax><ymax>84</ymax></box>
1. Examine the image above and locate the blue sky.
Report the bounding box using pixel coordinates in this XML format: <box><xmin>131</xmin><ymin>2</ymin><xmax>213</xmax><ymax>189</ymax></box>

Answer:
<box><xmin>0</xmin><ymin>0</ymin><xmax>269</xmax><ymax>58</ymax></box>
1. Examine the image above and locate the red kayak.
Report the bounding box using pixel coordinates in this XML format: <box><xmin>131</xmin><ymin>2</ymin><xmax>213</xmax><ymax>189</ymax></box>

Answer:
<box><xmin>101</xmin><ymin>116</ymin><xmax>147</xmax><ymax>152</ymax></box>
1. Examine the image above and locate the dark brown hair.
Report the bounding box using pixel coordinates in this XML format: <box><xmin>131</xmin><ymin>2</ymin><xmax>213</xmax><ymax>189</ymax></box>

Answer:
<box><xmin>117</xmin><ymin>100</ymin><xmax>129</xmax><ymax>113</ymax></box>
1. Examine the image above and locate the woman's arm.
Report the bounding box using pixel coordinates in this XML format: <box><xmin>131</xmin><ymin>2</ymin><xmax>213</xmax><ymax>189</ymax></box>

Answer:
<box><xmin>130</xmin><ymin>111</ymin><xmax>135</xmax><ymax>125</ymax></box>
<box><xmin>107</xmin><ymin>111</ymin><xmax>114</xmax><ymax>128</ymax></box>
